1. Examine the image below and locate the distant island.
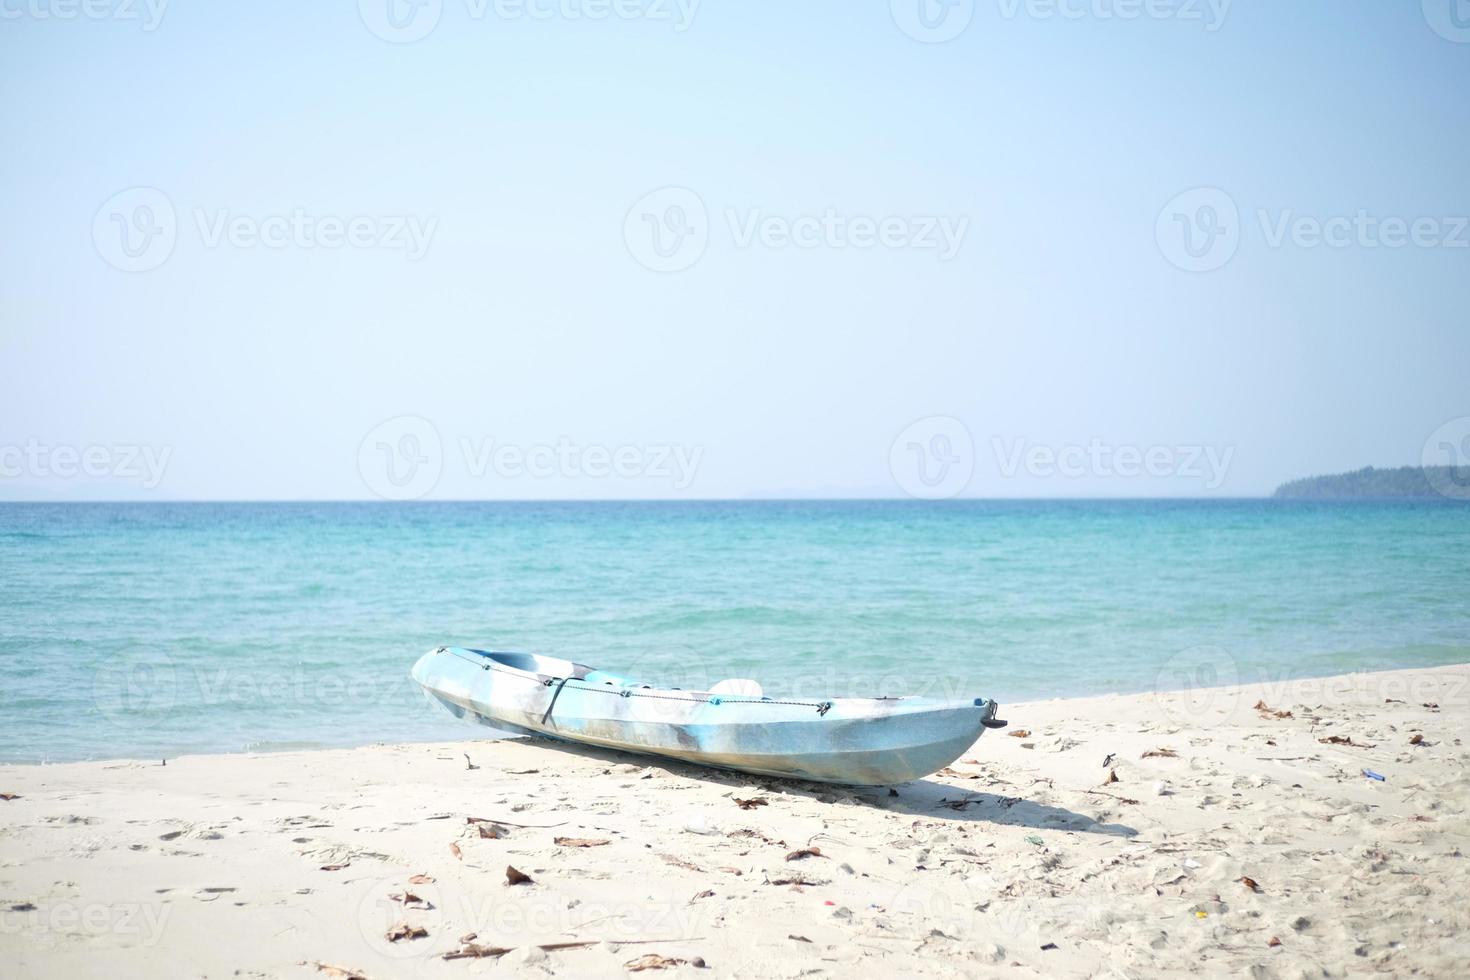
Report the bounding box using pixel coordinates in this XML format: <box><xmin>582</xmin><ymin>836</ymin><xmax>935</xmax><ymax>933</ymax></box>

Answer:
<box><xmin>1274</xmin><ymin>465</ymin><xmax>1466</xmax><ymax>499</ymax></box>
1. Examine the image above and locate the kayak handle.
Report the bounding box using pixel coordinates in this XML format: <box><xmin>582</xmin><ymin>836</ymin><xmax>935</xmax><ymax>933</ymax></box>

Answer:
<box><xmin>974</xmin><ymin>698</ymin><xmax>1007</xmax><ymax>729</ymax></box>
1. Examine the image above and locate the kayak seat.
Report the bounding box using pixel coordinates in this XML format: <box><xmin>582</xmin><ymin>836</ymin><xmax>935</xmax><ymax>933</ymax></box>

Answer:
<box><xmin>709</xmin><ymin>678</ymin><xmax>763</xmax><ymax>698</ymax></box>
<box><xmin>583</xmin><ymin>669</ymin><xmax>650</xmax><ymax>689</ymax></box>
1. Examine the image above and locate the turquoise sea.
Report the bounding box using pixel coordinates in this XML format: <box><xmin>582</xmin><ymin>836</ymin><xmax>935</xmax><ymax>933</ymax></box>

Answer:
<box><xmin>2</xmin><ymin>500</ymin><xmax>1468</xmax><ymax>763</ymax></box>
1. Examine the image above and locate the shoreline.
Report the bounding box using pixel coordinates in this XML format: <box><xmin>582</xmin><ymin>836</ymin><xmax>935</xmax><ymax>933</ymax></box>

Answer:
<box><xmin>10</xmin><ymin>654</ymin><xmax>1469</xmax><ymax>769</ymax></box>
<box><xmin>2</xmin><ymin>663</ymin><xmax>1467</xmax><ymax>977</ymax></box>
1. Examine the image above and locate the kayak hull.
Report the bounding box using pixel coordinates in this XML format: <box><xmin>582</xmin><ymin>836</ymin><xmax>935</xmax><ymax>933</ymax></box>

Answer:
<box><xmin>411</xmin><ymin>647</ymin><xmax>999</xmax><ymax>786</ymax></box>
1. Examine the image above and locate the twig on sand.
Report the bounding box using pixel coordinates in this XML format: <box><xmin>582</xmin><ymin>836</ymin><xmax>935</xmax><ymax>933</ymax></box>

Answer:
<box><xmin>442</xmin><ymin>937</ymin><xmax>704</xmax><ymax>961</ymax></box>
<box><xmin>465</xmin><ymin>816</ymin><xmax>570</xmax><ymax>829</ymax></box>
<box><xmin>1085</xmin><ymin>789</ymin><xmax>1141</xmax><ymax>805</ymax></box>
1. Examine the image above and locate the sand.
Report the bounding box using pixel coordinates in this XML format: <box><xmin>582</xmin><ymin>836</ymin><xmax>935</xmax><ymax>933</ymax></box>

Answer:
<box><xmin>2</xmin><ymin>663</ymin><xmax>1468</xmax><ymax>979</ymax></box>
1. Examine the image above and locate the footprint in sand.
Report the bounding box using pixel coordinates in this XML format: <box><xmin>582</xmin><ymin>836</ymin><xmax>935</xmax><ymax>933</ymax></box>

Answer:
<box><xmin>193</xmin><ymin>887</ymin><xmax>237</xmax><ymax>902</ymax></box>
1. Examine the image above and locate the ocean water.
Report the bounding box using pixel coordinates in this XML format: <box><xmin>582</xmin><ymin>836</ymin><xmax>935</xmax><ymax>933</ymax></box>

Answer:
<box><xmin>2</xmin><ymin>500</ymin><xmax>1467</xmax><ymax>764</ymax></box>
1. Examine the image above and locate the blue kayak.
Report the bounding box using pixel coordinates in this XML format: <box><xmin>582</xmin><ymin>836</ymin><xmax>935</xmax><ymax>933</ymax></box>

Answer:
<box><xmin>411</xmin><ymin>646</ymin><xmax>1005</xmax><ymax>786</ymax></box>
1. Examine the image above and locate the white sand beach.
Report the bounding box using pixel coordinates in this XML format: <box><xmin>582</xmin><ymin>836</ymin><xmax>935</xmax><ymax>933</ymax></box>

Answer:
<box><xmin>2</xmin><ymin>664</ymin><xmax>1467</xmax><ymax>979</ymax></box>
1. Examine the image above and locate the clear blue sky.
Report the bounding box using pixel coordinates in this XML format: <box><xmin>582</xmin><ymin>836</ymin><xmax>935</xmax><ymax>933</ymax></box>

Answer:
<box><xmin>2</xmin><ymin>1</ymin><xmax>1467</xmax><ymax>499</ymax></box>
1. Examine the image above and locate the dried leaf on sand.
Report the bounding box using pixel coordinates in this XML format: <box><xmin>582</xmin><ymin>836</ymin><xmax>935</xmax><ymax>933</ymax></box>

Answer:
<box><xmin>625</xmin><ymin>953</ymin><xmax>705</xmax><ymax>971</ymax></box>
<box><xmin>785</xmin><ymin>847</ymin><xmax>824</xmax><ymax>861</ymax></box>
<box><xmin>733</xmin><ymin>798</ymin><xmax>769</xmax><ymax>810</ymax></box>
<box><xmin>309</xmin><ymin>962</ymin><xmax>369</xmax><ymax>980</ymax></box>
<box><xmin>443</xmin><ymin>943</ymin><xmax>513</xmax><ymax>960</ymax></box>
<box><xmin>554</xmin><ymin>837</ymin><xmax>611</xmax><ymax>848</ymax></box>
<box><xmin>1253</xmin><ymin>700</ymin><xmax>1293</xmax><ymax>719</ymax></box>
<box><xmin>388</xmin><ymin>892</ymin><xmax>432</xmax><ymax>909</ymax></box>
<box><xmin>408</xmin><ymin>873</ymin><xmax>435</xmax><ymax>884</ymax></box>
<box><xmin>449</xmin><ymin>842</ymin><xmax>462</xmax><ymax>861</ymax></box>
<box><xmin>444</xmin><ymin>941</ymin><xmax>597</xmax><ymax>961</ymax></box>
<box><xmin>767</xmin><ymin>874</ymin><xmax>825</xmax><ymax>886</ymax></box>
<box><xmin>727</xmin><ymin>828</ymin><xmax>786</xmax><ymax>847</ymax></box>
<box><xmin>1141</xmin><ymin>748</ymin><xmax>1178</xmax><ymax>759</ymax></box>
<box><xmin>505</xmin><ymin>865</ymin><xmax>533</xmax><ymax>885</ymax></box>
<box><xmin>1318</xmin><ymin>736</ymin><xmax>1375</xmax><ymax>748</ymax></box>
<box><xmin>1008</xmin><ymin>729</ymin><xmax>1032</xmax><ymax>738</ymax></box>
<box><xmin>1238</xmin><ymin>876</ymin><xmax>1262</xmax><ymax>892</ymax></box>
<box><xmin>385</xmin><ymin>922</ymin><xmax>427</xmax><ymax>942</ymax></box>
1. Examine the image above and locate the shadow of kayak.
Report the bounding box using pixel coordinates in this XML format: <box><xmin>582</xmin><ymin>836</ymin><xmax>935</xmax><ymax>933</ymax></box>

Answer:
<box><xmin>497</xmin><ymin>734</ymin><xmax>1138</xmax><ymax>839</ymax></box>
